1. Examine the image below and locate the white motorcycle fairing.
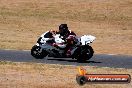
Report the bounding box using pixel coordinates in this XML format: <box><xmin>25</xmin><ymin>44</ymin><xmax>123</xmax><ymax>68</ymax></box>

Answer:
<box><xmin>37</xmin><ymin>33</ymin><xmax>96</xmax><ymax>49</ymax></box>
<box><xmin>80</xmin><ymin>35</ymin><xmax>96</xmax><ymax>45</ymax></box>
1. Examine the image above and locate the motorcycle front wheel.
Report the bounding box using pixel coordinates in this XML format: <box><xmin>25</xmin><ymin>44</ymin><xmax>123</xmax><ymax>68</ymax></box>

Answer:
<box><xmin>31</xmin><ymin>45</ymin><xmax>48</xmax><ymax>59</ymax></box>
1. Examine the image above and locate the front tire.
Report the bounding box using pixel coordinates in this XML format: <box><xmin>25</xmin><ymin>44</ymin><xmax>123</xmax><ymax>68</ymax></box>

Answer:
<box><xmin>31</xmin><ymin>45</ymin><xmax>48</xmax><ymax>59</ymax></box>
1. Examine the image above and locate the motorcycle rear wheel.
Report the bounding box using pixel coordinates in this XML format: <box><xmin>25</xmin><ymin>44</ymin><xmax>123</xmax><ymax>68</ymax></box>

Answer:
<box><xmin>75</xmin><ymin>45</ymin><xmax>94</xmax><ymax>62</ymax></box>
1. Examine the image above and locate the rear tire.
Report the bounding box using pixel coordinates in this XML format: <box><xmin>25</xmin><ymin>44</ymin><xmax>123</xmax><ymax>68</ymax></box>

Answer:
<box><xmin>31</xmin><ymin>45</ymin><xmax>48</xmax><ymax>59</ymax></box>
<box><xmin>74</xmin><ymin>45</ymin><xmax>94</xmax><ymax>62</ymax></box>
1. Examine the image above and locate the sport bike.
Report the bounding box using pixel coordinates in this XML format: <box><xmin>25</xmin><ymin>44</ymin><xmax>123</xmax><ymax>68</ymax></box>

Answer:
<box><xmin>31</xmin><ymin>32</ymin><xmax>96</xmax><ymax>62</ymax></box>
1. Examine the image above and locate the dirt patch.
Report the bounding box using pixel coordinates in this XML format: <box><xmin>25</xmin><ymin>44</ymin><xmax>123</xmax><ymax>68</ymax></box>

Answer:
<box><xmin>0</xmin><ymin>0</ymin><xmax>132</xmax><ymax>55</ymax></box>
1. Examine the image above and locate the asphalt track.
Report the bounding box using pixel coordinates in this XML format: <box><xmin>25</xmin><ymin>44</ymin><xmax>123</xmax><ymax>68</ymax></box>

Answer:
<box><xmin>0</xmin><ymin>49</ymin><xmax>132</xmax><ymax>69</ymax></box>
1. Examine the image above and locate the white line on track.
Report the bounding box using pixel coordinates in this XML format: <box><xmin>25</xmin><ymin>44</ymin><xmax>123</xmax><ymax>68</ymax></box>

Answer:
<box><xmin>107</xmin><ymin>54</ymin><xmax>117</xmax><ymax>56</ymax></box>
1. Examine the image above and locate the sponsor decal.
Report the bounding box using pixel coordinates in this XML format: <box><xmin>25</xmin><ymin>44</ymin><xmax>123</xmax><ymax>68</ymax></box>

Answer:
<box><xmin>76</xmin><ymin>67</ymin><xmax>131</xmax><ymax>85</ymax></box>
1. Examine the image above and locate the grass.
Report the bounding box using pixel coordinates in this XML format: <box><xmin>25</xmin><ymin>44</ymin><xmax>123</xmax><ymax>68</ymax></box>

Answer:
<box><xmin>0</xmin><ymin>61</ymin><xmax>131</xmax><ymax>88</ymax></box>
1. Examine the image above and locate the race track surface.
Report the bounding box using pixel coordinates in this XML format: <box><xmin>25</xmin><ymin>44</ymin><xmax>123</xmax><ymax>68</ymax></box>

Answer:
<box><xmin>0</xmin><ymin>49</ymin><xmax>132</xmax><ymax>69</ymax></box>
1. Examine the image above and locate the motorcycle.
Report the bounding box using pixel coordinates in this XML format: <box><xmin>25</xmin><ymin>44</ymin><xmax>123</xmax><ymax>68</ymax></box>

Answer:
<box><xmin>31</xmin><ymin>32</ymin><xmax>96</xmax><ymax>62</ymax></box>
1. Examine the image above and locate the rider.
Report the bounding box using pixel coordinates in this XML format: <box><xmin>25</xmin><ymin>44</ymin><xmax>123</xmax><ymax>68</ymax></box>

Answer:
<box><xmin>58</xmin><ymin>24</ymin><xmax>77</xmax><ymax>57</ymax></box>
<box><xmin>59</xmin><ymin>24</ymin><xmax>76</xmax><ymax>39</ymax></box>
<box><xmin>39</xmin><ymin>24</ymin><xmax>77</xmax><ymax>57</ymax></box>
